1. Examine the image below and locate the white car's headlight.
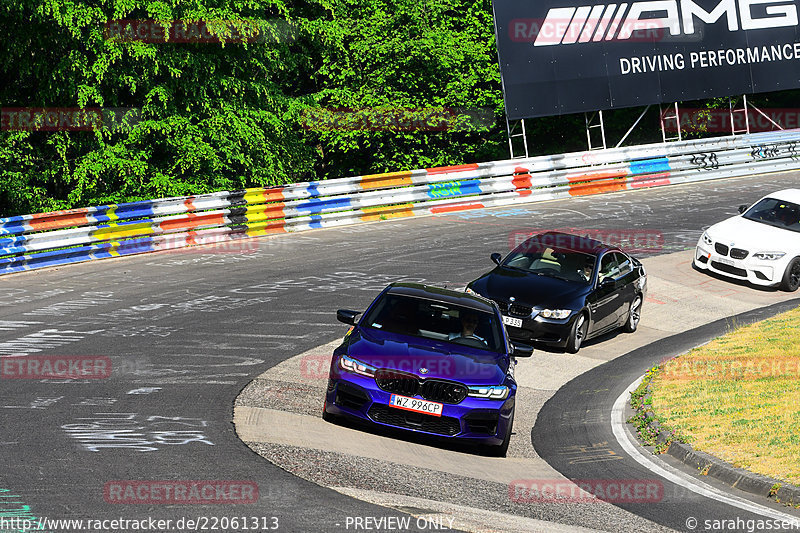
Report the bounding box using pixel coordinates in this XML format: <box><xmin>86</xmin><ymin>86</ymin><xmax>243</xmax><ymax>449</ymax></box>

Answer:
<box><xmin>339</xmin><ymin>355</ymin><xmax>376</xmax><ymax>377</ymax></box>
<box><xmin>467</xmin><ymin>385</ymin><xmax>509</xmax><ymax>400</ymax></box>
<box><xmin>465</xmin><ymin>287</ymin><xmax>478</xmax><ymax>296</ymax></box>
<box><xmin>539</xmin><ymin>309</ymin><xmax>572</xmax><ymax>319</ymax></box>
<box><xmin>701</xmin><ymin>232</ymin><xmax>713</xmax><ymax>246</ymax></box>
<box><xmin>753</xmin><ymin>252</ymin><xmax>786</xmax><ymax>261</ymax></box>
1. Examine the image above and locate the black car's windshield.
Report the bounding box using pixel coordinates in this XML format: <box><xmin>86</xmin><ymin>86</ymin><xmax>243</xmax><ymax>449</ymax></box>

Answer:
<box><xmin>743</xmin><ymin>198</ymin><xmax>800</xmax><ymax>233</ymax></box>
<box><xmin>502</xmin><ymin>244</ymin><xmax>597</xmax><ymax>283</ymax></box>
<box><xmin>363</xmin><ymin>294</ymin><xmax>505</xmax><ymax>353</ymax></box>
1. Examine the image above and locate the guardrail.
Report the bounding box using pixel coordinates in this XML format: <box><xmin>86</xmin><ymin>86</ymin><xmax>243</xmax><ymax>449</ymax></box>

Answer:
<box><xmin>3</xmin><ymin>129</ymin><xmax>800</xmax><ymax>275</ymax></box>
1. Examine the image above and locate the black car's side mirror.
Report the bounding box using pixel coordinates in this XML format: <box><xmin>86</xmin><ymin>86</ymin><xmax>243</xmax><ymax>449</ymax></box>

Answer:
<box><xmin>491</xmin><ymin>252</ymin><xmax>503</xmax><ymax>265</ymax></box>
<box><xmin>738</xmin><ymin>204</ymin><xmax>749</xmax><ymax>214</ymax></box>
<box><xmin>599</xmin><ymin>277</ymin><xmax>616</xmax><ymax>287</ymax></box>
<box><xmin>336</xmin><ymin>309</ymin><xmax>361</xmax><ymax>325</ymax></box>
<box><xmin>510</xmin><ymin>342</ymin><xmax>534</xmax><ymax>358</ymax></box>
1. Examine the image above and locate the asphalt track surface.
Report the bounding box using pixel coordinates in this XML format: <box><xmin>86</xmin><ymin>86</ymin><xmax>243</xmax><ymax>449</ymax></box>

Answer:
<box><xmin>1</xmin><ymin>172</ymin><xmax>800</xmax><ymax>532</ymax></box>
<box><xmin>533</xmin><ymin>298</ymin><xmax>800</xmax><ymax>533</ymax></box>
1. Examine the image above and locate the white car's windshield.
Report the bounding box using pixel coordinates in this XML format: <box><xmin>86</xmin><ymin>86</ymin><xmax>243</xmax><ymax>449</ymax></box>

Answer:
<box><xmin>743</xmin><ymin>198</ymin><xmax>800</xmax><ymax>233</ymax></box>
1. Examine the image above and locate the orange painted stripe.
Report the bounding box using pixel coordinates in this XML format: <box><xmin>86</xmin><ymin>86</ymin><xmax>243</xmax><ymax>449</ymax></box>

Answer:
<box><xmin>512</xmin><ymin>174</ymin><xmax>532</xmax><ymax>190</ymax></box>
<box><xmin>160</xmin><ymin>213</ymin><xmax>226</xmax><ymax>232</ymax></box>
<box><xmin>430</xmin><ymin>202</ymin><xmax>485</xmax><ymax>214</ymax></box>
<box><xmin>262</xmin><ymin>188</ymin><xmax>286</xmax><ymax>203</ymax></box>
<box><xmin>28</xmin><ymin>210</ymin><xmax>91</xmax><ymax>231</ymax></box>
<box><xmin>568</xmin><ymin>180</ymin><xmax>627</xmax><ymax>196</ymax></box>
<box><xmin>360</xmin><ymin>203</ymin><xmax>415</xmax><ymax>222</ymax></box>
<box><xmin>246</xmin><ymin>220</ymin><xmax>287</xmax><ymax>236</ymax></box>
<box><xmin>358</xmin><ymin>171</ymin><xmax>413</xmax><ymax>190</ymax></box>
<box><xmin>566</xmin><ymin>170</ymin><xmax>627</xmax><ymax>183</ymax></box>
<box><xmin>426</xmin><ymin>163</ymin><xmax>479</xmax><ymax>175</ymax></box>
<box><xmin>184</xmin><ymin>198</ymin><xmax>196</xmax><ymax>212</ymax></box>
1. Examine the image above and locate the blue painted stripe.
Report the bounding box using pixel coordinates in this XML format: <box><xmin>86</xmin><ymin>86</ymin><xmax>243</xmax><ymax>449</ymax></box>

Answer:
<box><xmin>308</xmin><ymin>215</ymin><xmax>323</xmax><ymax>229</ymax></box>
<box><xmin>296</xmin><ymin>197</ymin><xmax>353</xmax><ymax>214</ymax></box>
<box><xmin>630</xmin><ymin>158</ymin><xmax>670</xmax><ymax>175</ymax></box>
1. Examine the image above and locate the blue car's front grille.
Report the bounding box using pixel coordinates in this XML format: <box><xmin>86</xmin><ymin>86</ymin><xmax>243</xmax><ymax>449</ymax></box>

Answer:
<box><xmin>368</xmin><ymin>404</ymin><xmax>461</xmax><ymax>436</ymax></box>
<box><xmin>420</xmin><ymin>380</ymin><xmax>468</xmax><ymax>404</ymax></box>
<box><xmin>375</xmin><ymin>370</ymin><xmax>468</xmax><ymax>404</ymax></box>
<box><xmin>375</xmin><ymin>369</ymin><xmax>420</xmax><ymax>396</ymax></box>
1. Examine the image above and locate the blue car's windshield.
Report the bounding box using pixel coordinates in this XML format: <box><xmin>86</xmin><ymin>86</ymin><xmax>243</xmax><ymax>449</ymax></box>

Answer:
<box><xmin>363</xmin><ymin>294</ymin><xmax>505</xmax><ymax>353</ymax></box>
<box><xmin>743</xmin><ymin>198</ymin><xmax>800</xmax><ymax>233</ymax></box>
<box><xmin>502</xmin><ymin>243</ymin><xmax>597</xmax><ymax>283</ymax></box>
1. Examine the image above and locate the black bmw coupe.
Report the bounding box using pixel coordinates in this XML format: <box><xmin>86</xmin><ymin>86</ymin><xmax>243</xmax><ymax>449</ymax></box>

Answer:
<box><xmin>466</xmin><ymin>232</ymin><xmax>647</xmax><ymax>353</ymax></box>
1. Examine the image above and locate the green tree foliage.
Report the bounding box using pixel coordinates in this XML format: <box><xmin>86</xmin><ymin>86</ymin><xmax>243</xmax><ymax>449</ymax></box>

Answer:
<box><xmin>0</xmin><ymin>0</ymin><xmax>512</xmax><ymax>216</ymax></box>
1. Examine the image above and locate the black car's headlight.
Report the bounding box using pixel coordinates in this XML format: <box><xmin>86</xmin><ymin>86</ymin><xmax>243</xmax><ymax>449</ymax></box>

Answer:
<box><xmin>539</xmin><ymin>309</ymin><xmax>571</xmax><ymax>319</ymax></box>
<box><xmin>467</xmin><ymin>385</ymin><xmax>509</xmax><ymax>400</ymax></box>
<box><xmin>339</xmin><ymin>355</ymin><xmax>377</xmax><ymax>378</ymax></box>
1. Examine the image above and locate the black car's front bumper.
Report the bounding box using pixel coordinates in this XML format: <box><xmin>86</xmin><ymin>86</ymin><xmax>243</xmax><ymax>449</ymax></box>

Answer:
<box><xmin>503</xmin><ymin>313</ymin><xmax>579</xmax><ymax>347</ymax></box>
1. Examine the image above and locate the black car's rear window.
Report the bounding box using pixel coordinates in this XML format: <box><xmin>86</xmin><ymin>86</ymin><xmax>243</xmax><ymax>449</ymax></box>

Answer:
<box><xmin>363</xmin><ymin>294</ymin><xmax>505</xmax><ymax>353</ymax></box>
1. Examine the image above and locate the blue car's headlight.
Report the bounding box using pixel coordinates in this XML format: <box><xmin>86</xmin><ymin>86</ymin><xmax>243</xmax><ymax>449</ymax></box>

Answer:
<box><xmin>339</xmin><ymin>355</ymin><xmax>377</xmax><ymax>377</ymax></box>
<box><xmin>468</xmin><ymin>385</ymin><xmax>509</xmax><ymax>400</ymax></box>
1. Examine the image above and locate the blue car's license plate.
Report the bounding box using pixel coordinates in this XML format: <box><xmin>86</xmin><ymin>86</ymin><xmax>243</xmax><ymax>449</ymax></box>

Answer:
<box><xmin>389</xmin><ymin>394</ymin><xmax>443</xmax><ymax>417</ymax></box>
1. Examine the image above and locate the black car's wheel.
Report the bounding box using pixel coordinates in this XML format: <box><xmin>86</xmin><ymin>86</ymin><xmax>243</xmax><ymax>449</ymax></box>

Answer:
<box><xmin>780</xmin><ymin>257</ymin><xmax>800</xmax><ymax>292</ymax></box>
<box><xmin>565</xmin><ymin>312</ymin><xmax>588</xmax><ymax>354</ymax></box>
<box><xmin>487</xmin><ymin>411</ymin><xmax>514</xmax><ymax>457</ymax></box>
<box><xmin>622</xmin><ymin>295</ymin><xmax>643</xmax><ymax>333</ymax></box>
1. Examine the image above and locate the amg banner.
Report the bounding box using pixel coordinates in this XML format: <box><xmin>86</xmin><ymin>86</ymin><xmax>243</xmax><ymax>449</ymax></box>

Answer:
<box><xmin>493</xmin><ymin>0</ymin><xmax>800</xmax><ymax>119</ymax></box>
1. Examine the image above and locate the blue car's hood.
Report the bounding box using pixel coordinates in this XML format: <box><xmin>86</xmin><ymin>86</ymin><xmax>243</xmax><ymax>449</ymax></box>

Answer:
<box><xmin>347</xmin><ymin>328</ymin><xmax>508</xmax><ymax>385</ymax></box>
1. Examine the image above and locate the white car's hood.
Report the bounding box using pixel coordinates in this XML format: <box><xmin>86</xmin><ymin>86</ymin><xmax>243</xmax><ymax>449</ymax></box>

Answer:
<box><xmin>708</xmin><ymin>216</ymin><xmax>800</xmax><ymax>253</ymax></box>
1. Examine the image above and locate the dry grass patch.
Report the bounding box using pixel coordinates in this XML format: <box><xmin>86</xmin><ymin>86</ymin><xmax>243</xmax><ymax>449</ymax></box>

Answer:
<box><xmin>650</xmin><ymin>306</ymin><xmax>800</xmax><ymax>485</ymax></box>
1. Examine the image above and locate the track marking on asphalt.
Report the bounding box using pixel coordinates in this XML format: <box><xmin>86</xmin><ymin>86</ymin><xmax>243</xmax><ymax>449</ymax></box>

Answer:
<box><xmin>612</xmin><ymin>377</ymin><xmax>799</xmax><ymax>523</ymax></box>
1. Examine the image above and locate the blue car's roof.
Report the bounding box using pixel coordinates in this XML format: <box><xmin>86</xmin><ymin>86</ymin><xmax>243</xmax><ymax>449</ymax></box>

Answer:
<box><xmin>384</xmin><ymin>283</ymin><xmax>496</xmax><ymax>313</ymax></box>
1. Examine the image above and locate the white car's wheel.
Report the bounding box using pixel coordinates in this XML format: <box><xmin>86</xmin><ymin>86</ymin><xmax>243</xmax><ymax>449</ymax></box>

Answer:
<box><xmin>780</xmin><ymin>257</ymin><xmax>800</xmax><ymax>292</ymax></box>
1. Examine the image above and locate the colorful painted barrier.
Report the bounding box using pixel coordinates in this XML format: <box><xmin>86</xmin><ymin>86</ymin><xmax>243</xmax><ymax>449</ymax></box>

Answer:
<box><xmin>3</xmin><ymin>129</ymin><xmax>800</xmax><ymax>275</ymax></box>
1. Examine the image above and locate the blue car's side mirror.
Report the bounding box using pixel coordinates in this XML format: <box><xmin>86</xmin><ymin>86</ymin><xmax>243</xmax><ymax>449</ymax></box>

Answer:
<box><xmin>491</xmin><ymin>253</ymin><xmax>503</xmax><ymax>265</ymax></box>
<box><xmin>511</xmin><ymin>342</ymin><xmax>534</xmax><ymax>358</ymax></box>
<box><xmin>336</xmin><ymin>309</ymin><xmax>360</xmax><ymax>325</ymax></box>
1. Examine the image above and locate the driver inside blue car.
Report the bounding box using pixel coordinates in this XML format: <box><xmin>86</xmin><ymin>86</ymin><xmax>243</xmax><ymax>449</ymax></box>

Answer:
<box><xmin>449</xmin><ymin>311</ymin><xmax>487</xmax><ymax>345</ymax></box>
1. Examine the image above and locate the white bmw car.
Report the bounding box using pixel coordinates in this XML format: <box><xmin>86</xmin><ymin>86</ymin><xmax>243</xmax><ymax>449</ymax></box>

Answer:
<box><xmin>694</xmin><ymin>189</ymin><xmax>800</xmax><ymax>292</ymax></box>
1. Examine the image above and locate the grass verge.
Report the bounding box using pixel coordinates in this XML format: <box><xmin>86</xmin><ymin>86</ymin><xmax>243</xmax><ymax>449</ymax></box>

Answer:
<box><xmin>647</xmin><ymin>306</ymin><xmax>800</xmax><ymax>485</ymax></box>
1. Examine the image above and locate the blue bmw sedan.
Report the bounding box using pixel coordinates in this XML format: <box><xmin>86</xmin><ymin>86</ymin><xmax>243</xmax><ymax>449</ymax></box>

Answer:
<box><xmin>323</xmin><ymin>283</ymin><xmax>532</xmax><ymax>456</ymax></box>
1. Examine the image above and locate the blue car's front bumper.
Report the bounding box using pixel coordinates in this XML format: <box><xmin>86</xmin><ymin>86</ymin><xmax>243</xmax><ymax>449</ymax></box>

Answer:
<box><xmin>323</xmin><ymin>374</ymin><xmax>515</xmax><ymax>446</ymax></box>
